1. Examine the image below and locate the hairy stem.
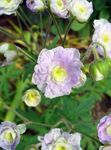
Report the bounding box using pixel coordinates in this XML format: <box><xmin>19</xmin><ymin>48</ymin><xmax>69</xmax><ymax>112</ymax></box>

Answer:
<box><xmin>5</xmin><ymin>80</ymin><xmax>27</xmax><ymax>121</ymax></box>
<box><xmin>62</xmin><ymin>18</ymin><xmax>75</xmax><ymax>47</ymax></box>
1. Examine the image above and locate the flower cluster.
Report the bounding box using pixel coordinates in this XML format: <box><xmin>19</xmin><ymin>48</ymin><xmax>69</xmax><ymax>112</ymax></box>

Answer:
<box><xmin>0</xmin><ymin>121</ymin><xmax>26</xmax><ymax>150</ymax></box>
<box><xmin>26</xmin><ymin>0</ymin><xmax>93</xmax><ymax>22</ymax></box>
<box><xmin>38</xmin><ymin>128</ymin><xmax>82</xmax><ymax>150</ymax></box>
<box><xmin>32</xmin><ymin>46</ymin><xmax>86</xmax><ymax>98</ymax></box>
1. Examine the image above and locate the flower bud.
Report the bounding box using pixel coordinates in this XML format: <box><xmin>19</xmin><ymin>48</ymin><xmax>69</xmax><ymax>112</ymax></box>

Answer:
<box><xmin>0</xmin><ymin>43</ymin><xmax>18</xmax><ymax>67</ymax></box>
<box><xmin>89</xmin><ymin>59</ymin><xmax>110</xmax><ymax>81</ymax></box>
<box><xmin>22</xmin><ymin>89</ymin><xmax>41</xmax><ymax>107</ymax></box>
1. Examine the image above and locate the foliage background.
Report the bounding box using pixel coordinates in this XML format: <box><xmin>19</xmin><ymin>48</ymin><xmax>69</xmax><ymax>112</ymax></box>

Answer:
<box><xmin>0</xmin><ymin>0</ymin><xmax>111</xmax><ymax>149</ymax></box>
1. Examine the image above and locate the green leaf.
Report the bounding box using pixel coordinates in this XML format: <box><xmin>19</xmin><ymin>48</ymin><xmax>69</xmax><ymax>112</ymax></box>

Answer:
<box><xmin>71</xmin><ymin>20</ymin><xmax>87</xmax><ymax>31</ymax></box>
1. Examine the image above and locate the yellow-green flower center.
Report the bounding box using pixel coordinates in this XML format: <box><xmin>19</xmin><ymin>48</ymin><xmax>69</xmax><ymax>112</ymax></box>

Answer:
<box><xmin>4</xmin><ymin>132</ymin><xmax>14</xmax><ymax>143</ymax></box>
<box><xmin>52</xmin><ymin>66</ymin><xmax>67</xmax><ymax>82</ymax></box>
<box><xmin>106</xmin><ymin>125</ymin><xmax>111</xmax><ymax>136</ymax></box>
<box><xmin>57</xmin><ymin>0</ymin><xmax>64</xmax><ymax>9</ymax></box>
<box><xmin>5</xmin><ymin>0</ymin><xmax>12</xmax><ymax>3</ymax></box>
<box><xmin>55</xmin><ymin>145</ymin><xmax>66</xmax><ymax>150</ymax></box>
<box><xmin>102</xmin><ymin>34</ymin><xmax>109</xmax><ymax>43</ymax></box>
<box><xmin>27</xmin><ymin>91</ymin><xmax>38</xmax><ymax>102</ymax></box>
<box><xmin>76</xmin><ymin>3</ymin><xmax>87</xmax><ymax>13</ymax></box>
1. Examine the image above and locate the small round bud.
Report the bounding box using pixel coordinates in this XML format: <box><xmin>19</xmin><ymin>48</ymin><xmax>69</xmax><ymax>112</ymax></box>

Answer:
<box><xmin>89</xmin><ymin>59</ymin><xmax>110</xmax><ymax>81</ymax></box>
<box><xmin>22</xmin><ymin>89</ymin><xmax>41</xmax><ymax>107</ymax></box>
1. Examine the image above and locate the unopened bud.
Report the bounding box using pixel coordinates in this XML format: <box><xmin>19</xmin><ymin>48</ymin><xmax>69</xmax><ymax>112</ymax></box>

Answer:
<box><xmin>22</xmin><ymin>89</ymin><xmax>41</xmax><ymax>107</ymax></box>
<box><xmin>89</xmin><ymin>59</ymin><xmax>110</xmax><ymax>81</ymax></box>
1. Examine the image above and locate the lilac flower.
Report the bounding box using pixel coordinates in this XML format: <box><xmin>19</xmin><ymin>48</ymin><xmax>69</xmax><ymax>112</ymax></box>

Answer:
<box><xmin>49</xmin><ymin>0</ymin><xmax>69</xmax><ymax>18</ymax></box>
<box><xmin>0</xmin><ymin>121</ymin><xmax>26</xmax><ymax>150</ymax></box>
<box><xmin>26</xmin><ymin>0</ymin><xmax>45</xmax><ymax>12</ymax></box>
<box><xmin>92</xmin><ymin>19</ymin><xmax>111</xmax><ymax>58</ymax></box>
<box><xmin>32</xmin><ymin>46</ymin><xmax>84</xmax><ymax>99</ymax></box>
<box><xmin>38</xmin><ymin>128</ymin><xmax>82</xmax><ymax>150</ymax></box>
<box><xmin>97</xmin><ymin>114</ymin><xmax>111</xmax><ymax>144</ymax></box>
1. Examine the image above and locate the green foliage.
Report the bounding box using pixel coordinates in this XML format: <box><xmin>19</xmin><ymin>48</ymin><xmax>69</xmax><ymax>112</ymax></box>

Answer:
<box><xmin>1</xmin><ymin>1</ymin><xmax>111</xmax><ymax>149</ymax></box>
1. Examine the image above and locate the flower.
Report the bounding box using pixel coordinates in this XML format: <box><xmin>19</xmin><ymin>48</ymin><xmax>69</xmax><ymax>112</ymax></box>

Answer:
<box><xmin>0</xmin><ymin>43</ymin><xmax>17</xmax><ymax>67</ymax></box>
<box><xmin>99</xmin><ymin>146</ymin><xmax>111</xmax><ymax>150</ymax></box>
<box><xmin>26</xmin><ymin>0</ymin><xmax>45</xmax><ymax>12</ymax></box>
<box><xmin>69</xmin><ymin>0</ymin><xmax>93</xmax><ymax>22</ymax></box>
<box><xmin>49</xmin><ymin>0</ymin><xmax>69</xmax><ymax>18</ymax></box>
<box><xmin>32</xmin><ymin>46</ymin><xmax>84</xmax><ymax>99</ymax></box>
<box><xmin>92</xmin><ymin>19</ymin><xmax>111</xmax><ymax>58</ymax></box>
<box><xmin>22</xmin><ymin>89</ymin><xmax>41</xmax><ymax>107</ymax></box>
<box><xmin>97</xmin><ymin>114</ymin><xmax>111</xmax><ymax>144</ymax></box>
<box><xmin>38</xmin><ymin>128</ymin><xmax>82</xmax><ymax>150</ymax></box>
<box><xmin>0</xmin><ymin>0</ymin><xmax>22</xmax><ymax>15</ymax></box>
<box><xmin>0</xmin><ymin>121</ymin><xmax>26</xmax><ymax>150</ymax></box>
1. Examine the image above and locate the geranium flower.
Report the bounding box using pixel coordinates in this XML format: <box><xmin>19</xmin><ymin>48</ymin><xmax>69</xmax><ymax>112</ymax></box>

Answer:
<box><xmin>0</xmin><ymin>0</ymin><xmax>22</xmax><ymax>15</ymax></box>
<box><xmin>0</xmin><ymin>121</ymin><xmax>26</xmax><ymax>150</ymax></box>
<box><xmin>49</xmin><ymin>0</ymin><xmax>69</xmax><ymax>18</ymax></box>
<box><xmin>38</xmin><ymin>128</ymin><xmax>82</xmax><ymax>150</ymax></box>
<box><xmin>92</xmin><ymin>19</ymin><xmax>111</xmax><ymax>58</ymax></box>
<box><xmin>97</xmin><ymin>114</ymin><xmax>111</xmax><ymax>144</ymax></box>
<box><xmin>32</xmin><ymin>46</ymin><xmax>85</xmax><ymax>98</ymax></box>
<box><xmin>69</xmin><ymin>0</ymin><xmax>93</xmax><ymax>22</ymax></box>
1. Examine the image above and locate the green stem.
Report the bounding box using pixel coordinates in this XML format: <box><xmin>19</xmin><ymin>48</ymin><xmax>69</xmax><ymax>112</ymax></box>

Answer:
<box><xmin>5</xmin><ymin>80</ymin><xmax>27</xmax><ymax>121</ymax></box>
<box><xmin>81</xmin><ymin>46</ymin><xmax>92</xmax><ymax>62</ymax></box>
<box><xmin>0</xmin><ymin>26</ymin><xmax>19</xmax><ymax>40</ymax></box>
<box><xmin>19</xmin><ymin>48</ymin><xmax>36</xmax><ymax>63</ymax></box>
<box><xmin>17</xmin><ymin>11</ymin><xmax>30</xmax><ymax>29</ymax></box>
<box><xmin>62</xmin><ymin>18</ymin><xmax>75</xmax><ymax>47</ymax></box>
<box><xmin>43</xmin><ymin>16</ymin><xmax>52</xmax><ymax>48</ymax></box>
<box><xmin>19</xmin><ymin>7</ymin><xmax>32</xmax><ymax>26</ymax></box>
<box><xmin>48</xmin><ymin>10</ymin><xmax>63</xmax><ymax>42</ymax></box>
<box><xmin>79</xmin><ymin>130</ymin><xmax>101</xmax><ymax>144</ymax></box>
<box><xmin>40</xmin><ymin>12</ymin><xmax>44</xmax><ymax>47</ymax></box>
<box><xmin>92</xmin><ymin>47</ymin><xmax>100</xmax><ymax>60</ymax></box>
<box><xmin>92</xmin><ymin>42</ymin><xmax>107</xmax><ymax>58</ymax></box>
